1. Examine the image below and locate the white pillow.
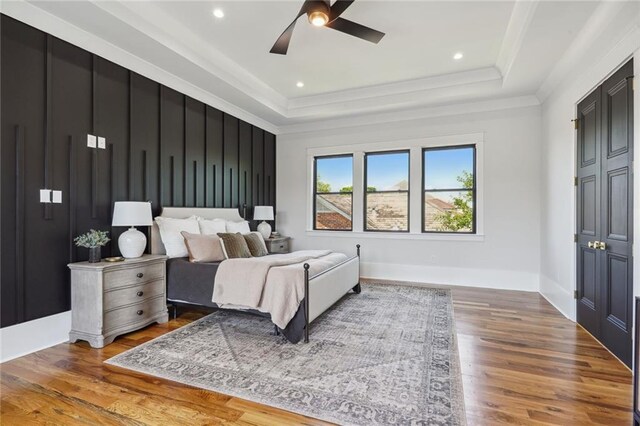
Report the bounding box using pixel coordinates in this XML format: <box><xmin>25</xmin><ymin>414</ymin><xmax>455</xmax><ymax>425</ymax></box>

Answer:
<box><xmin>198</xmin><ymin>218</ymin><xmax>227</xmax><ymax>235</ymax></box>
<box><xmin>226</xmin><ymin>220</ymin><xmax>251</xmax><ymax>234</ymax></box>
<box><xmin>155</xmin><ymin>216</ymin><xmax>200</xmax><ymax>258</ymax></box>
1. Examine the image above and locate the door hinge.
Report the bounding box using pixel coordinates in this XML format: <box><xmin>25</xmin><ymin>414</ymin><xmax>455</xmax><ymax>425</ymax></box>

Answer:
<box><xmin>574</xmin><ymin>234</ymin><xmax>578</xmax><ymax>243</ymax></box>
<box><xmin>572</xmin><ymin>118</ymin><xmax>579</xmax><ymax>130</ymax></box>
<box><xmin>574</xmin><ymin>176</ymin><xmax>578</xmax><ymax>186</ymax></box>
<box><xmin>574</xmin><ymin>290</ymin><xmax>578</xmax><ymax>299</ymax></box>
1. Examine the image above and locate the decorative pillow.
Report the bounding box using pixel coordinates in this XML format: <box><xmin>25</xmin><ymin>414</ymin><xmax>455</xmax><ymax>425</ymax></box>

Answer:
<box><xmin>181</xmin><ymin>231</ymin><xmax>225</xmax><ymax>263</ymax></box>
<box><xmin>217</xmin><ymin>233</ymin><xmax>252</xmax><ymax>259</ymax></box>
<box><xmin>244</xmin><ymin>232</ymin><xmax>269</xmax><ymax>257</ymax></box>
<box><xmin>198</xmin><ymin>218</ymin><xmax>227</xmax><ymax>235</ymax></box>
<box><xmin>155</xmin><ymin>216</ymin><xmax>200</xmax><ymax>258</ymax></box>
<box><xmin>226</xmin><ymin>220</ymin><xmax>251</xmax><ymax>234</ymax></box>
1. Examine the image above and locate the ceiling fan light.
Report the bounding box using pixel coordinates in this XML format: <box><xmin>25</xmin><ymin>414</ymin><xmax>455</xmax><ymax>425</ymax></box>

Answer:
<box><xmin>308</xmin><ymin>11</ymin><xmax>329</xmax><ymax>27</ymax></box>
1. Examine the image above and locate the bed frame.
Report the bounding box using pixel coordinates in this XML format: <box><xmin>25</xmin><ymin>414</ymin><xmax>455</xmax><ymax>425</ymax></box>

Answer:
<box><xmin>150</xmin><ymin>207</ymin><xmax>361</xmax><ymax>343</ymax></box>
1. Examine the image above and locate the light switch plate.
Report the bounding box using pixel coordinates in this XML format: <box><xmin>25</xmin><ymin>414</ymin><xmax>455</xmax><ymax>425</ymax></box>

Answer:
<box><xmin>52</xmin><ymin>190</ymin><xmax>62</xmax><ymax>203</ymax></box>
<box><xmin>40</xmin><ymin>189</ymin><xmax>51</xmax><ymax>203</ymax></box>
<box><xmin>87</xmin><ymin>134</ymin><xmax>97</xmax><ymax>148</ymax></box>
<box><xmin>97</xmin><ymin>136</ymin><xmax>106</xmax><ymax>149</ymax></box>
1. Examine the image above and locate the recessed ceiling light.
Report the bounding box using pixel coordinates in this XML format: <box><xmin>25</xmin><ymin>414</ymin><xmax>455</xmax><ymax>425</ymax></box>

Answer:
<box><xmin>296</xmin><ymin>81</ymin><xmax>305</xmax><ymax>88</ymax></box>
<box><xmin>453</xmin><ymin>52</ymin><xmax>463</xmax><ymax>60</ymax></box>
<box><xmin>213</xmin><ymin>8</ymin><xmax>224</xmax><ymax>18</ymax></box>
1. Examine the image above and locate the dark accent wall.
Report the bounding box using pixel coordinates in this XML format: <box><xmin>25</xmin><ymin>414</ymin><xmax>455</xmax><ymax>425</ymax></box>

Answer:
<box><xmin>0</xmin><ymin>15</ymin><xmax>277</xmax><ymax>328</ymax></box>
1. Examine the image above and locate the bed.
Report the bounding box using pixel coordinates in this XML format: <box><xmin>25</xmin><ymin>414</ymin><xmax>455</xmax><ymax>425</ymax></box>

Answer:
<box><xmin>150</xmin><ymin>207</ymin><xmax>361</xmax><ymax>343</ymax></box>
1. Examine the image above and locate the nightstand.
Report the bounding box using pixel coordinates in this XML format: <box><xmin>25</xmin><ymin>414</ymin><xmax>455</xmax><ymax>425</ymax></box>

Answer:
<box><xmin>265</xmin><ymin>236</ymin><xmax>291</xmax><ymax>254</ymax></box>
<box><xmin>68</xmin><ymin>254</ymin><xmax>168</xmax><ymax>348</ymax></box>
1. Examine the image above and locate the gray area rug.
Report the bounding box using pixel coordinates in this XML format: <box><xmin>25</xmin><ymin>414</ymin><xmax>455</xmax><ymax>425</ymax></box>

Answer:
<box><xmin>106</xmin><ymin>283</ymin><xmax>466</xmax><ymax>425</ymax></box>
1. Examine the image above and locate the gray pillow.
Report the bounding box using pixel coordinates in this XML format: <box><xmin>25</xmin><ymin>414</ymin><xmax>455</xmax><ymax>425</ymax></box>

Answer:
<box><xmin>217</xmin><ymin>233</ymin><xmax>252</xmax><ymax>259</ymax></box>
<box><xmin>244</xmin><ymin>232</ymin><xmax>269</xmax><ymax>257</ymax></box>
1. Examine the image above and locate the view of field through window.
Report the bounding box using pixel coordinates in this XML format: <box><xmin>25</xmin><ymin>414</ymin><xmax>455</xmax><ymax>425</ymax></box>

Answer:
<box><xmin>314</xmin><ymin>155</ymin><xmax>353</xmax><ymax>230</ymax></box>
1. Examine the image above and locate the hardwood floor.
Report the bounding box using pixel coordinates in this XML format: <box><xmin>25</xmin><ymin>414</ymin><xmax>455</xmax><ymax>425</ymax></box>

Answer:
<box><xmin>0</xmin><ymin>282</ymin><xmax>633</xmax><ymax>425</ymax></box>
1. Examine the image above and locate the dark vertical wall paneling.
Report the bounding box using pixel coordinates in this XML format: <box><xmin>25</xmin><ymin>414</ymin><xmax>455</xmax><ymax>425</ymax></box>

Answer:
<box><xmin>239</xmin><ymin>120</ymin><xmax>252</xmax><ymax>215</ymax></box>
<box><xmin>206</xmin><ymin>107</ymin><xmax>224</xmax><ymax>207</ymax></box>
<box><xmin>0</xmin><ymin>15</ymin><xmax>276</xmax><ymax>328</ymax></box>
<box><xmin>130</xmin><ymin>73</ymin><xmax>160</xmax><ymax>211</ymax></box>
<box><xmin>264</xmin><ymin>132</ymin><xmax>276</xmax><ymax>208</ymax></box>
<box><xmin>0</xmin><ymin>18</ymin><xmax>46</xmax><ymax>327</ymax></box>
<box><xmin>95</xmin><ymin>57</ymin><xmax>131</xmax><ymax>255</ymax></box>
<box><xmin>223</xmin><ymin>114</ymin><xmax>239</xmax><ymax>209</ymax></box>
<box><xmin>252</xmin><ymin>128</ymin><xmax>265</xmax><ymax>207</ymax></box>
<box><xmin>185</xmin><ymin>97</ymin><xmax>206</xmax><ymax>207</ymax></box>
<box><xmin>161</xmin><ymin>87</ymin><xmax>185</xmax><ymax>207</ymax></box>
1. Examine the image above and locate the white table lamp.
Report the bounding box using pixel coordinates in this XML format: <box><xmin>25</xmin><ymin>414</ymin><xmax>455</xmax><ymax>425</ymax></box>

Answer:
<box><xmin>254</xmin><ymin>206</ymin><xmax>274</xmax><ymax>240</ymax></box>
<box><xmin>112</xmin><ymin>202</ymin><xmax>153</xmax><ymax>258</ymax></box>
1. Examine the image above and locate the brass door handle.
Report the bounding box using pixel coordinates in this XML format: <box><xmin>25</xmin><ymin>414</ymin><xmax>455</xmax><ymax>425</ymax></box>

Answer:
<box><xmin>597</xmin><ymin>241</ymin><xmax>607</xmax><ymax>250</ymax></box>
<box><xmin>588</xmin><ymin>241</ymin><xmax>595</xmax><ymax>249</ymax></box>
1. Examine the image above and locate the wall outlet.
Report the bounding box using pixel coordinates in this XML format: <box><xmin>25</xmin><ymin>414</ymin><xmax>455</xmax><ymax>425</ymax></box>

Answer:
<box><xmin>87</xmin><ymin>134</ymin><xmax>97</xmax><ymax>148</ymax></box>
<box><xmin>97</xmin><ymin>136</ymin><xmax>106</xmax><ymax>149</ymax></box>
<box><xmin>52</xmin><ymin>190</ymin><xmax>62</xmax><ymax>203</ymax></box>
<box><xmin>39</xmin><ymin>189</ymin><xmax>51</xmax><ymax>203</ymax></box>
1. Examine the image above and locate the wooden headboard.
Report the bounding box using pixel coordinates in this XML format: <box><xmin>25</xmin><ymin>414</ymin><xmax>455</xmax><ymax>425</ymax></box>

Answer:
<box><xmin>150</xmin><ymin>207</ymin><xmax>243</xmax><ymax>255</ymax></box>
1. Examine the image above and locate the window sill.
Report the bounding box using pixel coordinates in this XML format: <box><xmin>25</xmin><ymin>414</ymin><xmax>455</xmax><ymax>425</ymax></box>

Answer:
<box><xmin>305</xmin><ymin>230</ymin><xmax>485</xmax><ymax>242</ymax></box>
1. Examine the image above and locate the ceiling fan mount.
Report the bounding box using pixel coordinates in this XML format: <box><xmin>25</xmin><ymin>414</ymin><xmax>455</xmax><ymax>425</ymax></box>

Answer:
<box><xmin>270</xmin><ymin>0</ymin><xmax>385</xmax><ymax>55</ymax></box>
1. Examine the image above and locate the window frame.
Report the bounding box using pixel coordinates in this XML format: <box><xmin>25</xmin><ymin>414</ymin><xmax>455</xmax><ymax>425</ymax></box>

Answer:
<box><xmin>422</xmin><ymin>144</ymin><xmax>477</xmax><ymax>234</ymax></box>
<box><xmin>312</xmin><ymin>154</ymin><xmax>354</xmax><ymax>232</ymax></box>
<box><xmin>363</xmin><ymin>149</ymin><xmax>411</xmax><ymax>233</ymax></box>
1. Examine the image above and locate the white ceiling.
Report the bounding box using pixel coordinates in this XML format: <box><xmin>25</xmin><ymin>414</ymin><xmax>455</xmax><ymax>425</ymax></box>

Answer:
<box><xmin>5</xmin><ymin>0</ymin><xmax>640</xmax><ymax>133</ymax></box>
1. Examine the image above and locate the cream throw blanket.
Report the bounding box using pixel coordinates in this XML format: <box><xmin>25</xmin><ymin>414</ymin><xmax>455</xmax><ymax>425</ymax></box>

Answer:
<box><xmin>212</xmin><ymin>250</ymin><xmax>348</xmax><ymax>328</ymax></box>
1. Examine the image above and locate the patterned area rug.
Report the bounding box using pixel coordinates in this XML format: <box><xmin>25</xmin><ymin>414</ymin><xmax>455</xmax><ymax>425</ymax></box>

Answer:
<box><xmin>106</xmin><ymin>283</ymin><xmax>466</xmax><ymax>425</ymax></box>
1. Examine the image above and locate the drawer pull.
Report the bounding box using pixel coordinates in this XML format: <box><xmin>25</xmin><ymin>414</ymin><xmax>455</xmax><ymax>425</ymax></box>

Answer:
<box><xmin>137</xmin><ymin>291</ymin><xmax>144</xmax><ymax>297</ymax></box>
<box><xmin>137</xmin><ymin>310</ymin><xmax>144</xmax><ymax>316</ymax></box>
<box><xmin>136</xmin><ymin>273</ymin><xmax>144</xmax><ymax>278</ymax></box>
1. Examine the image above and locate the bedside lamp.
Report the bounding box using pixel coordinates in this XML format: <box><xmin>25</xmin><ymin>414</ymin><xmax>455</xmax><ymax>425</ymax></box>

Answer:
<box><xmin>112</xmin><ymin>202</ymin><xmax>152</xmax><ymax>258</ymax></box>
<box><xmin>254</xmin><ymin>206</ymin><xmax>274</xmax><ymax>240</ymax></box>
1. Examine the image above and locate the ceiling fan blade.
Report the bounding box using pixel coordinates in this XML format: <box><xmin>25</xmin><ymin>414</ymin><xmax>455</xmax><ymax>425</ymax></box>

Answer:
<box><xmin>326</xmin><ymin>17</ymin><xmax>385</xmax><ymax>44</ymax></box>
<box><xmin>269</xmin><ymin>1</ymin><xmax>312</xmax><ymax>55</ymax></box>
<box><xmin>270</xmin><ymin>19</ymin><xmax>299</xmax><ymax>55</ymax></box>
<box><xmin>329</xmin><ymin>0</ymin><xmax>355</xmax><ymax>21</ymax></box>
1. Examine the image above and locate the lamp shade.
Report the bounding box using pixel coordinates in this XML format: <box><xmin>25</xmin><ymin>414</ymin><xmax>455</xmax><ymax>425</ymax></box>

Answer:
<box><xmin>112</xmin><ymin>202</ymin><xmax>153</xmax><ymax>227</ymax></box>
<box><xmin>253</xmin><ymin>206</ymin><xmax>274</xmax><ymax>221</ymax></box>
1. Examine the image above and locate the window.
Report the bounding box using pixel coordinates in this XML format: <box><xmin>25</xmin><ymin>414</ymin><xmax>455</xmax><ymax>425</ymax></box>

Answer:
<box><xmin>313</xmin><ymin>155</ymin><xmax>353</xmax><ymax>230</ymax></box>
<box><xmin>423</xmin><ymin>145</ymin><xmax>476</xmax><ymax>233</ymax></box>
<box><xmin>364</xmin><ymin>150</ymin><xmax>410</xmax><ymax>232</ymax></box>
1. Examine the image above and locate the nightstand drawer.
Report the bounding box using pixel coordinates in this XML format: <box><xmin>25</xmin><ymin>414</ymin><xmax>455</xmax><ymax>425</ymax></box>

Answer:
<box><xmin>104</xmin><ymin>262</ymin><xmax>164</xmax><ymax>290</ymax></box>
<box><xmin>270</xmin><ymin>241</ymin><xmax>289</xmax><ymax>253</ymax></box>
<box><xmin>104</xmin><ymin>280</ymin><xmax>164</xmax><ymax>311</ymax></box>
<box><xmin>104</xmin><ymin>296</ymin><xmax>166</xmax><ymax>332</ymax></box>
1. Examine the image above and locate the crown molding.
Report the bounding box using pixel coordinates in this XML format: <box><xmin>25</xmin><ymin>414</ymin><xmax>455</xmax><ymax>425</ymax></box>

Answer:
<box><xmin>288</xmin><ymin>67</ymin><xmax>502</xmax><ymax>109</ymax></box>
<box><xmin>496</xmin><ymin>0</ymin><xmax>539</xmax><ymax>85</ymax></box>
<box><xmin>278</xmin><ymin>95</ymin><xmax>541</xmax><ymax>135</ymax></box>
<box><xmin>536</xmin><ymin>1</ymin><xmax>633</xmax><ymax>102</ymax></box>
<box><xmin>0</xmin><ymin>0</ymin><xmax>280</xmax><ymax>133</ymax></box>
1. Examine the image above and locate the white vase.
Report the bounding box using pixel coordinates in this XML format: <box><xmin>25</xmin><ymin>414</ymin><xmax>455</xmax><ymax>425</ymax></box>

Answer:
<box><xmin>118</xmin><ymin>227</ymin><xmax>146</xmax><ymax>258</ymax></box>
<box><xmin>257</xmin><ymin>221</ymin><xmax>272</xmax><ymax>240</ymax></box>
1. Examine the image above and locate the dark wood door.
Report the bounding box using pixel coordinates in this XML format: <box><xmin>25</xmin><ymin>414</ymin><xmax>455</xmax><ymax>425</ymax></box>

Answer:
<box><xmin>576</xmin><ymin>60</ymin><xmax>634</xmax><ymax>367</ymax></box>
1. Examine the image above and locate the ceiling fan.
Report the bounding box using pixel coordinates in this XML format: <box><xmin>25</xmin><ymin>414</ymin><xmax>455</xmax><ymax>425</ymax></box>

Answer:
<box><xmin>270</xmin><ymin>0</ymin><xmax>385</xmax><ymax>55</ymax></box>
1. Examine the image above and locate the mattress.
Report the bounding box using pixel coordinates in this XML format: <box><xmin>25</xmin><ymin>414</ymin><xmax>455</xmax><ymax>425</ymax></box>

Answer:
<box><xmin>165</xmin><ymin>257</ymin><xmax>306</xmax><ymax>343</ymax></box>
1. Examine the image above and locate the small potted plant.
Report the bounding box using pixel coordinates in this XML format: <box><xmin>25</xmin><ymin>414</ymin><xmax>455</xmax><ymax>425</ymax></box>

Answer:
<box><xmin>74</xmin><ymin>229</ymin><xmax>110</xmax><ymax>263</ymax></box>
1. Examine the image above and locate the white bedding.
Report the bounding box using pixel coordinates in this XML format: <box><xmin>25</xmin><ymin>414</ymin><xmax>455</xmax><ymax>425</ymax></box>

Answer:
<box><xmin>212</xmin><ymin>250</ymin><xmax>348</xmax><ymax>328</ymax></box>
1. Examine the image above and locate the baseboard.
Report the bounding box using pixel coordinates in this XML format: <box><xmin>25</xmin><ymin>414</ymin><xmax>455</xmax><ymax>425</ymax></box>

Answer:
<box><xmin>539</xmin><ymin>275</ymin><xmax>576</xmax><ymax>321</ymax></box>
<box><xmin>361</xmin><ymin>261</ymin><xmax>539</xmax><ymax>292</ymax></box>
<box><xmin>0</xmin><ymin>311</ymin><xmax>71</xmax><ymax>363</ymax></box>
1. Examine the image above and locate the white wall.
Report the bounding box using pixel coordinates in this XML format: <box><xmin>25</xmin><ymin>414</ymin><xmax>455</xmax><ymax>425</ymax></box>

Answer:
<box><xmin>539</xmin><ymin>14</ymin><xmax>640</xmax><ymax>320</ymax></box>
<box><xmin>277</xmin><ymin>106</ymin><xmax>542</xmax><ymax>291</ymax></box>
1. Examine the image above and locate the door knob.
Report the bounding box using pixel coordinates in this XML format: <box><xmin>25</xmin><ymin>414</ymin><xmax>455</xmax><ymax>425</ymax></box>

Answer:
<box><xmin>588</xmin><ymin>241</ymin><xmax>595</xmax><ymax>249</ymax></box>
<box><xmin>597</xmin><ymin>241</ymin><xmax>607</xmax><ymax>250</ymax></box>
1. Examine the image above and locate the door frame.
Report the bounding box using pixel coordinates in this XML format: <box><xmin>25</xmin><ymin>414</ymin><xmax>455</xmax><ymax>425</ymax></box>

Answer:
<box><xmin>573</xmin><ymin>55</ymin><xmax>638</xmax><ymax>367</ymax></box>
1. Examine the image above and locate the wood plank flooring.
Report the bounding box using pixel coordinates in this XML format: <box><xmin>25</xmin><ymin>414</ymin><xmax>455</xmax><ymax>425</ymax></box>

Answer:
<box><xmin>0</xmin><ymin>282</ymin><xmax>633</xmax><ymax>425</ymax></box>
